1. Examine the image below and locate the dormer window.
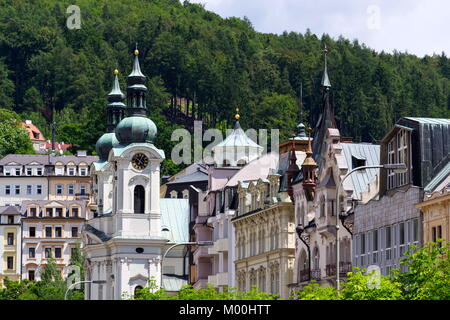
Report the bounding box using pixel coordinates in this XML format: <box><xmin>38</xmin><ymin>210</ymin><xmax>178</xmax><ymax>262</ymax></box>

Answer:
<box><xmin>26</xmin><ymin>168</ymin><xmax>32</xmax><ymax>176</ymax></box>
<box><xmin>4</xmin><ymin>168</ymin><xmax>11</xmax><ymax>176</ymax></box>
<box><xmin>68</xmin><ymin>167</ymin><xmax>75</xmax><ymax>176</ymax></box>
<box><xmin>80</xmin><ymin>168</ymin><xmax>87</xmax><ymax>176</ymax></box>
<box><xmin>15</xmin><ymin>168</ymin><xmax>21</xmax><ymax>176</ymax></box>
<box><xmin>387</xmin><ymin>128</ymin><xmax>410</xmax><ymax>190</ymax></box>
<box><xmin>352</xmin><ymin>156</ymin><xmax>366</xmax><ymax>169</ymax></box>
<box><xmin>36</xmin><ymin>168</ymin><xmax>43</xmax><ymax>176</ymax></box>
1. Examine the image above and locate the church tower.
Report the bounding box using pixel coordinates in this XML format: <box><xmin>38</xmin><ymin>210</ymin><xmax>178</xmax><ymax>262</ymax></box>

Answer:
<box><xmin>83</xmin><ymin>48</ymin><xmax>167</xmax><ymax>300</ymax></box>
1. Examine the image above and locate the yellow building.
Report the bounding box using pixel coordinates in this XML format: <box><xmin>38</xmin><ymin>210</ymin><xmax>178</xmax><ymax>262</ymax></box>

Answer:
<box><xmin>0</xmin><ymin>206</ymin><xmax>21</xmax><ymax>287</ymax></box>
<box><xmin>416</xmin><ymin>167</ymin><xmax>450</xmax><ymax>244</ymax></box>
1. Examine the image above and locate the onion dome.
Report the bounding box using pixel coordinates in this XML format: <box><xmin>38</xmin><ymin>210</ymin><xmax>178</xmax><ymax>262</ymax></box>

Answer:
<box><xmin>115</xmin><ymin>116</ymin><xmax>157</xmax><ymax>144</ymax></box>
<box><xmin>95</xmin><ymin>132</ymin><xmax>119</xmax><ymax>161</ymax></box>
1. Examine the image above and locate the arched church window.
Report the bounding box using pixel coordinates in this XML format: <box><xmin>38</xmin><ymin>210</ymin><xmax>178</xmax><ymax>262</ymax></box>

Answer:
<box><xmin>134</xmin><ymin>285</ymin><xmax>143</xmax><ymax>297</ymax></box>
<box><xmin>134</xmin><ymin>185</ymin><xmax>145</xmax><ymax>214</ymax></box>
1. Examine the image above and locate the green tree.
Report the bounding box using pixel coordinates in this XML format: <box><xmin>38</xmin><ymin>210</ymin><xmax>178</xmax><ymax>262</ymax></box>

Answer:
<box><xmin>0</xmin><ymin>108</ymin><xmax>35</xmax><ymax>157</ymax></box>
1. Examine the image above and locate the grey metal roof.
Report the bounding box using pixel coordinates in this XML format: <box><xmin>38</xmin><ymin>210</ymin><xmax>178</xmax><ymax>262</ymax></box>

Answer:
<box><xmin>160</xmin><ymin>199</ymin><xmax>189</xmax><ymax>243</ymax></box>
<box><xmin>0</xmin><ymin>206</ymin><xmax>21</xmax><ymax>215</ymax></box>
<box><xmin>341</xmin><ymin>143</ymin><xmax>380</xmax><ymax>200</ymax></box>
<box><xmin>403</xmin><ymin>117</ymin><xmax>450</xmax><ymax>125</ymax></box>
<box><xmin>214</xmin><ymin>121</ymin><xmax>263</xmax><ymax>149</ymax></box>
<box><xmin>85</xmin><ymin>224</ymin><xmax>111</xmax><ymax>242</ymax></box>
<box><xmin>166</xmin><ymin>169</ymin><xmax>208</xmax><ymax>185</ymax></box>
<box><xmin>425</xmin><ymin>160</ymin><xmax>450</xmax><ymax>192</ymax></box>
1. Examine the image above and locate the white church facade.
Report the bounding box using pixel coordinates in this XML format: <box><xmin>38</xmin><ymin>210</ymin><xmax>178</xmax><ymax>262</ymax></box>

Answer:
<box><xmin>82</xmin><ymin>49</ymin><xmax>189</xmax><ymax>300</ymax></box>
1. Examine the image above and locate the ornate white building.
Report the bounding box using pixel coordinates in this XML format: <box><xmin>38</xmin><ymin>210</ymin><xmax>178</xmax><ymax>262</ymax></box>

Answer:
<box><xmin>82</xmin><ymin>49</ymin><xmax>188</xmax><ymax>300</ymax></box>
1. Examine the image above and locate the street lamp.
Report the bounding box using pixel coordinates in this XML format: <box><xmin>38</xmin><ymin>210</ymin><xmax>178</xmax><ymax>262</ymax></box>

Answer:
<box><xmin>64</xmin><ymin>280</ymin><xmax>107</xmax><ymax>300</ymax></box>
<box><xmin>160</xmin><ymin>241</ymin><xmax>214</xmax><ymax>290</ymax></box>
<box><xmin>335</xmin><ymin>163</ymin><xmax>406</xmax><ymax>291</ymax></box>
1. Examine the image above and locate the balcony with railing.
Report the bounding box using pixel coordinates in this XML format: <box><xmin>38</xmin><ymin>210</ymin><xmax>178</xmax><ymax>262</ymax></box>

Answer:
<box><xmin>325</xmin><ymin>262</ymin><xmax>352</xmax><ymax>277</ymax></box>
<box><xmin>311</xmin><ymin>269</ymin><xmax>321</xmax><ymax>281</ymax></box>
<box><xmin>75</xmin><ymin>193</ymin><xmax>90</xmax><ymax>200</ymax></box>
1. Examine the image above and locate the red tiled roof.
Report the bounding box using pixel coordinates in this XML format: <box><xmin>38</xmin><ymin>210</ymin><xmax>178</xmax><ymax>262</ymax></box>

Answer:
<box><xmin>20</xmin><ymin>122</ymin><xmax>46</xmax><ymax>142</ymax></box>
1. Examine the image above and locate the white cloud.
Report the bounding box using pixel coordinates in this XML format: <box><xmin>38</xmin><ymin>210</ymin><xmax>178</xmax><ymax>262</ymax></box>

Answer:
<box><xmin>188</xmin><ymin>0</ymin><xmax>450</xmax><ymax>57</ymax></box>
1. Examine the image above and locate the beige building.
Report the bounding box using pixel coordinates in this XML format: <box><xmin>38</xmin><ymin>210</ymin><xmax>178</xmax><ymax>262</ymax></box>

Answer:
<box><xmin>21</xmin><ymin>200</ymin><xmax>87</xmax><ymax>281</ymax></box>
<box><xmin>0</xmin><ymin>206</ymin><xmax>21</xmax><ymax>287</ymax></box>
<box><xmin>416</xmin><ymin>163</ymin><xmax>450</xmax><ymax>245</ymax></box>
<box><xmin>232</xmin><ymin>146</ymin><xmax>304</xmax><ymax>298</ymax></box>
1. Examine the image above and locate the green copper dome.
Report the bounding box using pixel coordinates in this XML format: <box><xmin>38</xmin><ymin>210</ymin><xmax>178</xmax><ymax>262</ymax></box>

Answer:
<box><xmin>115</xmin><ymin>116</ymin><xmax>157</xmax><ymax>145</ymax></box>
<box><xmin>95</xmin><ymin>132</ymin><xmax>119</xmax><ymax>161</ymax></box>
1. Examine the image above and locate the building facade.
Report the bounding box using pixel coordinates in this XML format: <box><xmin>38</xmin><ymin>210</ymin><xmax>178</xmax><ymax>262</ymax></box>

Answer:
<box><xmin>21</xmin><ymin>200</ymin><xmax>87</xmax><ymax>281</ymax></box>
<box><xmin>0</xmin><ymin>206</ymin><xmax>21</xmax><ymax>286</ymax></box>
<box><xmin>353</xmin><ymin>117</ymin><xmax>450</xmax><ymax>275</ymax></box>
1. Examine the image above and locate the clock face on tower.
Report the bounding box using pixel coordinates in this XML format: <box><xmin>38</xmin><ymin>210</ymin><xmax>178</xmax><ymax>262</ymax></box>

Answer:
<box><xmin>131</xmin><ymin>153</ymin><xmax>149</xmax><ymax>170</ymax></box>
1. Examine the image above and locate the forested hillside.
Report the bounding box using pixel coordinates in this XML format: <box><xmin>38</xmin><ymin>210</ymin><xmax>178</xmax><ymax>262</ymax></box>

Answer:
<box><xmin>0</xmin><ymin>0</ymin><xmax>449</xmax><ymax>168</ymax></box>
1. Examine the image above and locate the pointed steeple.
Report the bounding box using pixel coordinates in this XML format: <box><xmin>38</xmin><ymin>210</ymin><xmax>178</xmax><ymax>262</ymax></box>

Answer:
<box><xmin>321</xmin><ymin>44</ymin><xmax>331</xmax><ymax>89</ymax></box>
<box><xmin>126</xmin><ymin>45</ymin><xmax>148</xmax><ymax>117</ymax></box>
<box><xmin>312</xmin><ymin>45</ymin><xmax>336</xmax><ymax>164</ymax></box>
<box><xmin>106</xmin><ymin>69</ymin><xmax>126</xmax><ymax>133</ymax></box>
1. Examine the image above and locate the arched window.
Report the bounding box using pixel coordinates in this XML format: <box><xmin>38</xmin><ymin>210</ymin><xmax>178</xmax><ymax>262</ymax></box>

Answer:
<box><xmin>320</xmin><ymin>195</ymin><xmax>326</xmax><ymax>217</ymax></box>
<box><xmin>134</xmin><ymin>185</ymin><xmax>145</xmax><ymax>214</ymax></box>
<box><xmin>134</xmin><ymin>285</ymin><xmax>143</xmax><ymax>297</ymax></box>
<box><xmin>313</xmin><ymin>247</ymin><xmax>320</xmax><ymax>270</ymax></box>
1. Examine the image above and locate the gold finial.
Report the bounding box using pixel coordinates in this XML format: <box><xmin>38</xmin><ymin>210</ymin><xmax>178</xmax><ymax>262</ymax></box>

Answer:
<box><xmin>235</xmin><ymin>107</ymin><xmax>240</xmax><ymax>120</ymax></box>
<box><xmin>113</xmin><ymin>69</ymin><xmax>119</xmax><ymax>75</ymax></box>
<box><xmin>134</xmin><ymin>49</ymin><xmax>139</xmax><ymax>55</ymax></box>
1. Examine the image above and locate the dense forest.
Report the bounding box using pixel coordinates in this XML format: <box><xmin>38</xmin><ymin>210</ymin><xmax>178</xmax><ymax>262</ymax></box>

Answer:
<box><xmin>0</xmin><ymin>0</ymin><xmax>449</xmax><ymax>174</ymax></box>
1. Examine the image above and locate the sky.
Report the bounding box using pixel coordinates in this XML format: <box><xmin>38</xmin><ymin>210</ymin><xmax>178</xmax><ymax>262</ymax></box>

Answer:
<box><xmin>188</xmin><ymin>0</ymin><xmax>450</xmax><ymax>57</ymax></box>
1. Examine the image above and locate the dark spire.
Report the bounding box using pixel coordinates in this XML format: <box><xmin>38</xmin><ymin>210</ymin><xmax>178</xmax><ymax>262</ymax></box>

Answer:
<box><xmin>233</xmin><ymin>107</ymin><xmax>241</xmax><ymax>129</ymax></box>
<box><xmin>126</xmin><ymin>46</ymin><xmax>147</xmax><ymax>117</ymax></box>
<box><xmin>312</xmin><ymin>45</ymin><xmax>336</xmax><ymax>164</ymax></box>
<box><xmin>321</xmin><ymin>44</ymin><xmax>331</xmax><ymax>89</ymax></box>
<box><xmin>286</xmin><ymin>137</ymin><xmax>300</xmax><ymax>202</ymax></box>
<box><xmin>106</xmin><ymin>69</ymin><xmax>126</xmax><ymax>132</ymax></box>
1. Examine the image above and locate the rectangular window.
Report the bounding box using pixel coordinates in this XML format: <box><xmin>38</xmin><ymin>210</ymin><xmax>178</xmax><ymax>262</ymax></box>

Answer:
<box><xmin>29</xmin><ymin>227</ymin><xmax>36</xmax><ymax>237</ymax></box>
<box><xmin>72</xmin><ymin>227</ymin><xmax>78</xmax><ymax>238</ymax></box>
<box><xmin>28</xmin><ymin>270</ymin><xmax>35</xmax><ymax>281</ymax></box>
<box><xmin>80</xmin><ymin>168</ymin><xmax>87</xmax><ymax>176</ymax></box>
<box><xmin>55</xmin><ymin>227</ymin><xmax>62</xmax><ymax>237</ymax></box>
<box><xmin>413</xmin><ymin>219</ymin><xmax>419</xmax><ymax>242</ymax></box>
<box><xmin>361</xmin><ymin>234</ymin><xmax>366</xmax><ymax>254</ymax></box>
<box><xmin>45</xmin><ymin>227</ymin><xmax>52</xmax><ymax>237</ymax></box>
<box><xmin>45</xmin><ymin>248</ymin><xmax>51</xmax><ymax>258</ymax></box>
<box><xmin>68</xmin><ymin>184</ymin><xmax>74</xmax><ymax>195</ymax></box>
<box><xmin>55</xmin><ymin>167</ymin><xmax>64</xmax><ymax>175</ymax></box>
<box><xmin>56</xmin><ymin>184</ymin><xmax>63</xmax><ymax>195</ymax></box>
<box><xmin>14</xmin><ymin>185</ymin><xmax>20</xmax><ymax>195</ymax></box>
<box><xmin>55</xmin><ymin>207</ymin><xmax>63</xmax><ymax>217</ymax></box>
<box><xmin>26</xmin><ymin>168</ymin><xmax>32</xmax><ymax>176</ymax></box>
<box><xmin>27</xmin><ymin>185</ymin><xmax>32</xmax><ymax>195</ymax></box>
<box><xmin>68</xmin><ymin>168</ymin><xmax>75</xmax><ymax>176</ymax></box>
<box><xmin>46</xmin><ymin>207</ymin><xmax>52</xmax><ymax>217</ymax></box>
<box><xmin>72</xmin><ymin>207</ymin><xmax>79</xmax><ymax>217</ymax></box>
<box><xmin>15</xmin><ymin>168</ymin><xmax>21</xmax><ymax>176</ymax></box>
<box><xmin>29</xmin><ymin>247</ymin><xmax>36</xmax><ymax>258</ymax></box>
<box><xmin>55</xmin><ymin>247</ymin><xmax>62</xmax><ymax>258</ymax></box>
<box><xmin>7</xmin><ymin>256</ymin><xmax>13</xmax><ymax>269</ymax></box>
<box><xmin>373</xmin><ymin>229</ymin><xmax>378</xmax><ymax>251</ymax></box>
<box><xmin>36</xmin><ymin>185</ymin><xmax>42</xmax><ymax>195</ymax></box>
<box><xmin>8</xmin><ymin>215</ymin><xmax>14</xmax><ymax>224</ymax></box>
<box><xmin>5</xmin><ymin>168</ymin><xmax>11</xmax><ymax>176</ymax></box>
<box><xmin>36</xmin><ymin>168</ymin><xmax>43</xmax><ymax>176</ymax></box>
<box><xmin>7</xmin><ymin>233</ymin><xmax>14</xmax><ymax>245</ymax></box>
<box><xmin>5</xmin><ymin>185</ymin><xmax>10</xmax><ymax>195</ymax></box>
<box><xmin>30</xmin><ymin>207</ymin><xmax>37</xmax><ymax>217</ymax></box>
<box><xmin>400</xmin><ymin>223</ymin><xmax>405</xmax><ymax>244</ymax></box>
<box><xmin>80</xmin><ymin>185</ymin><xmax>86</xmax><ymax>195</ymax></box>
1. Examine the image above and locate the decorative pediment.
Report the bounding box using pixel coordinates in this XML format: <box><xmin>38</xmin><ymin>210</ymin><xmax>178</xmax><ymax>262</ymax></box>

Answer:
<box><xmin>45</xmin><ymin>201</ymin><xmax>65</xmax><ymax>208</ymax></box>
<box><xmin>128</xmin><ymin>273</ymin><xmax>148</xmax><ymax>283</ymax></box>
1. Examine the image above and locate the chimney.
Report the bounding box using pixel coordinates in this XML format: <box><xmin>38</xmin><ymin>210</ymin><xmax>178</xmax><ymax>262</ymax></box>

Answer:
<box><xmin>77</xmin><ymin>150</ymin><xmax>87</xmax><ymax>157</ymax></box>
